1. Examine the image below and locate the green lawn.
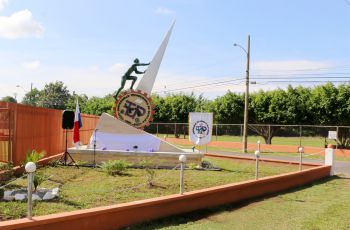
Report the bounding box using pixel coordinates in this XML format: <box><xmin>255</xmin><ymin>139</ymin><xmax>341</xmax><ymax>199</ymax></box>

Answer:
<box><xmin>128</xmin><ymin>175</ymin><xmax>350</xmax><ymax>230</ymax></box>
<box><xmin>157</xmin><ymin>134</ymin><xmax>337</xmax><ymax>148</ymax></box>
<box><xmin>0</xmin><ymin>157</ymin><xmax>298</xmax><ymax>221</ymax></box>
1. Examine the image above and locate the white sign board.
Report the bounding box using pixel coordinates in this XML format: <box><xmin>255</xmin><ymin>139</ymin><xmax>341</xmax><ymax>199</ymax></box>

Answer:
<box><xmin>189</xmin><ymin>112</ymin><xmax>213</xmax><ymax>146</ymax></box>
<box><xmin>328</xmin><ymin>131</ymin><xmax>337</xmax><ymax>140</ymax></box>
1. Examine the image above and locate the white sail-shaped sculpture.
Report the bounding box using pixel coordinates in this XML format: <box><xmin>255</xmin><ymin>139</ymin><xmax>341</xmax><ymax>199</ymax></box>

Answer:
<box><xmin>136</xmin><ymin>21</ymin><xmax>175</xmax><ymax>95</ymax></box>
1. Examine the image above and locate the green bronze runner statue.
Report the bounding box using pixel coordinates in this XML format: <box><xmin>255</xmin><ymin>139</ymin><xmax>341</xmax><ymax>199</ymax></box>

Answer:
<box><xmin>114</xmin><ymin>58</ymin><xmax>150</xmax><ymax>99</ymax></box>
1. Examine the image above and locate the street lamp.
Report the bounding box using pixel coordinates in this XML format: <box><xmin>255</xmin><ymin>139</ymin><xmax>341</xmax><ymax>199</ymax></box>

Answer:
<box><xmin>16</xmin><ymin>83</ymin><xmax>33</xmax><ymax>103</ymax></box>
<box><xmin>16</xmin><ymin>85</ymin><xmax>28</xmax><ymax>93</ymax></box>
<box><xmin>234</xmin><ymin>35</ymin><xmax>250</xmax><ymax>153</ymax></box>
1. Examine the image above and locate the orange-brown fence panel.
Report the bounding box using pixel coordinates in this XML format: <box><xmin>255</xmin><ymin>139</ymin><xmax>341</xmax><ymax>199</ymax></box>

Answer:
<box><xmin>0</xmin><ymin>106</ymin><xmax>13</xmax><ymax>162</ymax></box>
<box><xmin>0</xmin><ymin>102</ymin><xmax>99</xmax><ymax>165</ymax></box>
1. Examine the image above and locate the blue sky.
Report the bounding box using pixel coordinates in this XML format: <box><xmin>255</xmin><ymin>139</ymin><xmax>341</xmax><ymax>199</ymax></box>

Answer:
<box><xmin>0</xmin><ymin>0</ymin><xmax>349</xmax><ymax>100</ymax></box>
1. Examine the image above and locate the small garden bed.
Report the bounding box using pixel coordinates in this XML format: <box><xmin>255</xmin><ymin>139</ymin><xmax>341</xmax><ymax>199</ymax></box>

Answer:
<box><xmin>0</xmin><ymin>157</ymin><xmax>300</xmax><ymax>221</ymax></box>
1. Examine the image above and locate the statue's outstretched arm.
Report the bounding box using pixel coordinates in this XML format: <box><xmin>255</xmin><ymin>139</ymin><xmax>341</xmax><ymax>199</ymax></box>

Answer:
<box><xmin>135</xmin><ymin>68</ymin><xmax>144</xmax><ymax>74</ymax></box>
<box><xmin>136</xmin><ymin>62</ymin><xmax>150</xmax><ymax>66</ymax></box>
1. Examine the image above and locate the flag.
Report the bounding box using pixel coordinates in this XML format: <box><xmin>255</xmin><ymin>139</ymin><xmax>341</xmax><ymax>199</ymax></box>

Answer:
<box><xmin>189</xmin><ymin>112</ymin><xmax>213</xmax><ymax>146</ymax></box>
<box><xmin>73</xmin><ymin>99</ymin><xmax>82</xmax><ymax>148</ymax></box>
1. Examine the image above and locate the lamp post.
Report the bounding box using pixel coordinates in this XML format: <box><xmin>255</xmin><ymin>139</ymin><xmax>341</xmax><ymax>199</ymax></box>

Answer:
<box><xmin>16</xmin><ymin>83</ymin><xmax>33</xmax><ymax>103</ymax></box>
<box><xmin>298</xmin><ymin>146</ymin><xmax>304</xmax><ymax>171</ymax></box>
<box><xmin>234</xmin><ymin>35</ymin><xmax>250</xmax><ymax>153</ymax></box>
<box><xmin>25</xmin><ymin>162</ymin><xmax>36</xmax><ymax>220</ymax></box>
<box><xmin>254</xmin><ymin>150</ymin><xmax>260</xmax><ymax>180</ymax></box>
<box><xmin>179</xmin><ymin>154</ymin><xmax>187</xmax><ymax>195</ymax></box>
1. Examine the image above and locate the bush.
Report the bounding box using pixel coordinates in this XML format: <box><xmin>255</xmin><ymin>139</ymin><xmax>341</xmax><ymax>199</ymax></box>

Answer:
<box><xmin>33</xmin><ymin>173</ymin><xmax>49</xmax><ymax>191</ymax></box>
<box><xmin>201</xmin><ymin>160</ymin><xmax>214</xmax><ymax>169</ymax></box>
<box><xmin>0</xmin><ymin>161</ymin><xmax>13</xmax><ymax>171</ymax></box>
<box><xmin>141</xmin><ymin>160</ymin><xmax>156</xmax><ymax>188</ymax></box>
<box><xmin>101</xmin><ymin>160</ymin><xmax>129</xmax><ymax>176</ymax></box>
<box><xmin>0</xmin><ymin>162</ymin><xmax>14</xmax><ymax>184</ymax></box>
<box><xmin>23</xmin><ymin>150</ymin><xmax>46</xmax><ymax>165</ymax></box>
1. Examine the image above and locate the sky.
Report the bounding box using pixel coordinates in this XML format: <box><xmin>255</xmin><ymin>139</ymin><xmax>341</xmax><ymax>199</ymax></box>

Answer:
<box><xmin>0</xmin><ymin>0</ymin><xmax>350</xmax><ymax>101</ymax></box>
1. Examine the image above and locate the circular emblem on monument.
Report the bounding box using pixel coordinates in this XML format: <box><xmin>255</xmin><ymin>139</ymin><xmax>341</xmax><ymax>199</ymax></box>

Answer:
<box><xmin>114</xmin><ymin>89</ymin><xmax>154</xmax><ymax>128</ymax></box>
<box><xmin>192</xmin><ymin>120</ymin><xmax>209</xmax><ymax>139</ymax></box>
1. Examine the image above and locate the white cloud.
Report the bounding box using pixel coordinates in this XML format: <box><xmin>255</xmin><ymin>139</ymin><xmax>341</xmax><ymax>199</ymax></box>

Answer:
<box><xmin>109</xmin><ymin>63</ymin><xmax>127</xmax><ymax>73</ymax></box>
<box><xmin>22</xmin><ymin>60</ymin><xmax>40</xmax><ymax>70</ymax></box>
<box><xmin>155</xmin><ymin>7</ymin><xmax>174</xmax><ymax>15</ymax></box>
<box><xmin>0</xmin><ymin>9</ymin><xmax>44</xmax><ymax>39</ymax></box>
<box><xmin>0</xmin><ymin>0</ymin><xmax>8</xmax><ymax>11</ymax></box>
<box><xmin>252</xmin><ymin>60</ymin><xmax>332</xmax><ymax>73</ymax></box>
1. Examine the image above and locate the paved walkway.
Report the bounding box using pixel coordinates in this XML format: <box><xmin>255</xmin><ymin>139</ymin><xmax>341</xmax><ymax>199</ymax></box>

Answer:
<box><xmin>208</xmin><ymin>150</ymin><xmax>350</xmax><ymax>176</ymax></box>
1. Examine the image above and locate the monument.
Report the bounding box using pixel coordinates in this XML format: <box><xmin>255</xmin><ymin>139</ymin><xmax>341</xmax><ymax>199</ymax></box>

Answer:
<box><xmin>68</xmin><ymin>21</ymin><xmax>203</xmax><ymax>167</ymax></box>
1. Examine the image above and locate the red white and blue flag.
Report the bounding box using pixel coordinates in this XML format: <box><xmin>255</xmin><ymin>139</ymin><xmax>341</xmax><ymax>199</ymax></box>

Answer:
<box><xmin>73</xmin><ymin>100</ymin><xmax>82</xmax><ymax>148</ymax></box>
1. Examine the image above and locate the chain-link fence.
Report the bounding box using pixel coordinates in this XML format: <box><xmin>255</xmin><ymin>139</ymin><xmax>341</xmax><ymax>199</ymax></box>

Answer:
<box><xmin>147</xmin><ymin>123</ymin><xmax>347</xmax><ymax>149</ymax></box>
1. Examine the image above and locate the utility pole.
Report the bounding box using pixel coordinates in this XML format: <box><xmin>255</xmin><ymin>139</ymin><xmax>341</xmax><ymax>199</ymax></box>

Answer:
<box><xmin>243</xmin><ymin>35</ymin><xmax>250</xmax><ymax>153</ymax></box>
<box><xmin>234</xmin><ymin>35</ymin><xmax>250</xmax><ymax>153</ymax></box>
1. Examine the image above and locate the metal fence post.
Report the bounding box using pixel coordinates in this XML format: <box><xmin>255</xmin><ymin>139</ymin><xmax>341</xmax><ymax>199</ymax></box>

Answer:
<box><xmin>215</xmin><ymin>124</ymin><xmax>218</xmax><ymax>141</ymax></box>
<box><xmin>336</xmin><ymin>126</ymin><xmax>339</xmax><ymax>150</ymax></box>
<box><xmin>174</xmin><ymin>123</ymin><xmax>177</xmax><ymax>137</ymax></box>
<box><xmin>156</xmin><ymin>123</ymin><xmax>159</xmax><ymax>137</ymax></box>
<box><xmin>299</xmin><ymin>125</ymin><xmax>302</xmax><ymax>147</ymax></box>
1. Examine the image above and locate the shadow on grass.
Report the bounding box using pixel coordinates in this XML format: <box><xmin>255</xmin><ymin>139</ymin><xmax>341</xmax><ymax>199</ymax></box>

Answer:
<box><xmin>124</xmin><ymin>176</ymin><xmax>341</xmax><ymax>230</ymax></box>
<box><xmin>57</xmin><ymin>198</ymin><xmax>85</xmax><ymax>209</ymax></box>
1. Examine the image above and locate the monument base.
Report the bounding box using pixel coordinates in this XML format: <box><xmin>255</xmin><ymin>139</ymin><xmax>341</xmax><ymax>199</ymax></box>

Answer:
<box><xmin>68</xmin><ymin>146</ymin><xmax>203</xmax><ymax>168</ymax></box>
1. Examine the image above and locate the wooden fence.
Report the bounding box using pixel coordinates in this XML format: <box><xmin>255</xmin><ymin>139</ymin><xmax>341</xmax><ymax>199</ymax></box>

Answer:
<box><xmin>0</xmin><ymin>102</ymin><xmax>99</xmax><ymax>165</ymax></box>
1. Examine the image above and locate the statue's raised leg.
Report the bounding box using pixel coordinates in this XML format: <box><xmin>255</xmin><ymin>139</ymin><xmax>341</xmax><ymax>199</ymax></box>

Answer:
<box><xmin>129</xmin><ymin>76</ymin><xmax>138</xmax><ymax>89</ymax></box>
<box><xmin>114</xmin><ymin>78</ymin><xmax>127</xmax><ymax>99</ymax></box>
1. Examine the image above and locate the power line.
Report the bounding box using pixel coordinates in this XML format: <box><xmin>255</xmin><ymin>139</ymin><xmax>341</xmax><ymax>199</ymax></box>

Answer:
<box><xmin>255</xmin><ymin>80</ymin><xmax>350</xmax><ymax>85</ymax></box>
<box><xmin>251</xmin><ymin>72</ymin><xmax>350</xmax><ymax>77</ymax></box>
<box><xmin>155</xmin><ymin>78</ymin><xmax>245</xmax><ymax>94</ymax></box>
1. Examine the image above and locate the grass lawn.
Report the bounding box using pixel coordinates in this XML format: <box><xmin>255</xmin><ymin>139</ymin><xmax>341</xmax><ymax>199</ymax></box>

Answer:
<box><xmin>129</xmin><ymin>175</ymin><xmax>350</xmax><ymax>230</ymax></box>
<box><xmin>0</xmin><ymin>157</ymin><xmax>299</xmax><ymax>221</ymax></box>
<box><xmin>157</xmin><ymin>134</ymin><xmax>337</xmax><ymax>148</ymax></box>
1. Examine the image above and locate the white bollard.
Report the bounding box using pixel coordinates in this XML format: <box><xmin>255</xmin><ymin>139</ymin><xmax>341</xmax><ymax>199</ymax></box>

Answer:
<box><xmin>179</xmin><ymin>154</ymin><xmax>187</xmax><ymax>194</ymax></box>
<box><xmin>25</xmin><ymin>162</ymin><xmax>36</xmax><ymax>220</ymax></box>
<box><xmin>298</xmin><ymin>146</ymin><xmax>304</xmax><ymax>171</ymax></box>
<box><xmin>325</xmin><ymin>144</ymin><xmax>335</xmax><ymax>176</ymax></box>
<box><xmin>254</xmin><ymin>150</ymin><xmax>260</xmax><ymax>180</ymax></box>
<box><xmin>257</xmin><ymin>140</ymin><xmax>261</xmax><ymax>153</ymax></box>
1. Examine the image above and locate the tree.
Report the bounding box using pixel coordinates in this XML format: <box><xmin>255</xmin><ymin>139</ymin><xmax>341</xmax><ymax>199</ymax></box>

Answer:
<box><xmin>249</xmin><ymin>86</ymin><xmax>310</xmax><ymax>144</ymax></box>
<box><xmin>152</xmin><ymin>93</ymin><xmax>198</xmax><ymax>123</ymax></box>
<box><xmin>1</xmin><ymin>96</ymin><xmax>17</xmax><ymax>103</ymax></box>
<box><xmin>83</xmin><ymin>95</ymin><xmax>115</xmax><ymax>115</ymax></box>
<box><xmin>39</xmin><ymin>81</ymin><xmax>70</xmax><ymax>109</ymax></box>
<box><xmin>65</xmin><ymin>92</ymin><xmax>89</xmax><ymax>112</ymax></box>
<box><xmin>308</xmin><ymin>83</ymin><xmax>339</xmax><ymax>125</ymax></box>
<box><xmin>211</xmin><ymin>91</ymin><xmax>244</xmax><ymax>124</ymax></box>
<box><xmin>21</xmin><ymin>88</ymin><xmax>41</xmax><ymax>106</ymax></box>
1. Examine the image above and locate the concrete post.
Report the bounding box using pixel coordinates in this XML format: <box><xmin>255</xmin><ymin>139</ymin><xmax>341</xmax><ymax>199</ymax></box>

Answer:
<box><xmin>255</xmin><ymin>150</ymin><xmax>260</xmax><ymax>180</ymax></box>
<box><xmin>298</xmin><ymin>146</ymin><xmax>304</xmax><ymax>171</ymax></box>
<box><xmin>179</xmin><ymin>155</ymin><xmax>187</xmax><ymax>194</ymax></box>
<box><xmin>25</xmin><ymin>162</ymin><xmax>36</xmax><ymax>220</ymax></box>
<box><xmin>325</xmin><ymin>144</ymin><xmax>335</xmax><ymax>176</ymax></box>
